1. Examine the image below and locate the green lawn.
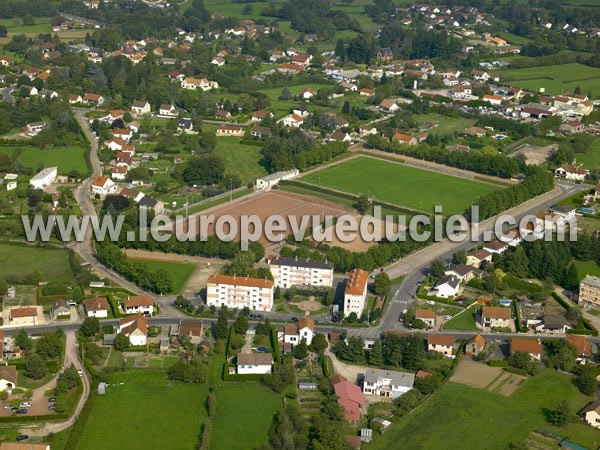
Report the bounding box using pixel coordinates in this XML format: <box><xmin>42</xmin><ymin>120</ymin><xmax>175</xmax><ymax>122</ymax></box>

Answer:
<box><xmin>501</xmin><ymin>63</ymin><xmax>600</xmax><ymax>97</ymax></box>
<box><xmin>572</xmin><ymin>260</ymin><xmax>600</xmax><ymax>281</ymax></box>
<box><xmin>214</xmin><ymin>138</ymin><xmax>268</xmax><ymax>184</ymax></box>
<box><xmin>413</xmin><ymin>113</ymin><xmax>475</xmax><ymax>137</ymax></box>
<box><xmin>573</xmin><ymin>137</ymin><xmax>600</xmax><ymax>168</ymax></box>
<box><xmin>0</xmin><ymin>145</ymin><xmax>89</xmax><ymax>175</ymax></box>
<box><xmin>301</xmin><ymin>156</ymin><xmax>503</xmax><ymax>214</ymax></box>
<box><xmin>211</xmin><ymin>383</ymin><xmax>282</xmax><ymax>450</ymax></box>
<box><xmin>368</xmin><ymin>370</ymin><xmax>600</xmax><ymax>450</ymax></box>
<box><xmin>441</xmin><ymin>305</ymin><xmax>478</xmax><ymax>330</ymax></box>
<box><xmin>0</xmin><ymin>243</ymin><xmax>77</xmax><ymax>284</ymax></box>
<box><xmin>129</xmin><ymin>259</ymin><xmax>196</xmax><ymax>294</ymax></box>
<box><xmin>0</xmin><ymin>17</ymin><xmax>53</xmax><ymax>34</ymax></box>
<box><xmin>258</xmin><ymin>84</ymin><xmax>333</xmax><ymax>114</ymax></box>
<box><xmin>76</xmin><ymin>370</ymin><xmax>209</xmax><ymax>450</ymax></box>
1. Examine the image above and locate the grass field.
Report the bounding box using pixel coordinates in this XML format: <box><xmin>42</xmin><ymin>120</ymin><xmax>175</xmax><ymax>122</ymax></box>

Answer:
<box><xmin>258</xmin><ymin>84</ymin><xmax>333</xmax><ymax>114</ymax></box>
<box><xmin>302</xmin><ymin>156</ymin><xmax>503</xmax><ymax>214</ymax></box>
<box><xmin>0</xmin><ymin>145</ymin><xmax>89</xmax><ymax>175</ymax></box>
<box><xmin>214</xmin><ymin>138</ymin><xmax>268</xmax><ymax>184</ymax></box>
<box><xmin>441</xmin><ymin>305</ymin><xmax>478</xmax><ymax>330</ymax></box>
<box><xmin>0</xmin><ymin>243</ymin><xmax>76</xmax><ymax>284</ymax></box>
<box><xmin>573</xmin><ymin>137</ymin><xmax>600</xmax><ymax>168</ymax></box>
<box><xmin>76</xmin><ymin>370</ymin><xmax>208</xmax><ymax>450</ymax></box>
<box><xmin>413</xmin><ymin>113</ymin><xmax>475</xmax><ymax>137</ymax></box>
<box><xmin>573</xmin><ymin>260</ymin><xmax>600</xmax><ymax>281</ymax></box>
<box><xmin>211</xmin><ymin>383</ymin><xmax>282</xmax><ymax>450</ymax></box>
<box><xmin>129</xmin><ymin>259</ymin><xmax>196</xmax><ymax>294</ymax></box>
<box><xmin>501</xmin><ymin>63</ymin><xmax>600</xmax><ymax>97</ymax></box>
<box><xmin>369</xmin><ymin>370</ymin><xmax>600</xmax><ymax>450</ymax></box>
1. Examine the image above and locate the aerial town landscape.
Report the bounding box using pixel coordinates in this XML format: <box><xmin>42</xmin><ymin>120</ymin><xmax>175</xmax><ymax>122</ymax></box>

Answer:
<box><xmin>0</xmin><ymin>0</ymin><xmax>599</xmax><ymax>449</ymax></box>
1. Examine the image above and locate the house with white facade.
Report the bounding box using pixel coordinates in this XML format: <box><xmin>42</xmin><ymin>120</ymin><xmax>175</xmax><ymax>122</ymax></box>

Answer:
<box><xmin>278</xmin><ymin>114</ymin><xmax>304</xmax><ymax>128</ymax></box>
<box><xmin>84</xmin><ymin>296</ymin><xmax>110</xmax><ymax>318</ymax></box>
<box><xmin>206</xmin><ymin>275</ymin><xmax>274</xmax><ymax>311</ymax></box>
<box><xmin>130</xmin><ymin>100</ymin><xmax>151</xmax><ymax>116</ymax></box>
<box><xmin>554</xmin><ymin>164</ymin><xmax>588</xmax><ymax>181</ymax></box>
<box><xmin>427</xmin><ymin>334</ymin><xmax>455</xmax><ymax>357</ymax></box>
<box><xmin>344</xmin><ymin>269</ymin><xmax>369</xmax><ymax>316</ymax></box>
<box><xmin>481</xmin><ymin>306</ymin><xmax>512</xmax><ymax>329</ymax></box>
<box><xmin>237</xmin><ymin>353</ymin><xmax>273</xmax><ymax>374</ymax></box>
<box><xmin>90</xmin><ymin>175</ymin><xmax>118</xmax><ymax>198</ymax></box>
<box><xmin>121</xmin><ymin>295</ymin><xmax>154</xmax><ymax>316</ymax></box>
<box><xmin>117</xmin><ymin>314</ymin><xmax>147</xmax><ymax>346</ymax></box>
<box><xmin>277</xmin><ymin>317</ymin><xmax>315</xmax><ymax>347</ymax></box>
<box><xmin>415</xmin><ymin>309</ymin><xmax>436</xmax><ymax>327</ymax></box>
<box><xmin>362</xmin><ymin>368</ymin><xmax>415</xmax><ymax>399</ymax></box>
<box><xmin>29</xmin><ymin>167</ymin><xmax>57</xmax><ymax>189</ymax></box>
<box><xmin>269</xmin><ymin>256</ymin><xmax>334</xmax><ymax>288</ymax></box>
<box><xmin>431</xmin><ymin>275</ymin><xmax>460</xmax><ymax>298</ymax></box>
<box><xmin>255</xmin><ymin>169</ymin><xmax>299</xmax><ymax>190</ymax></box>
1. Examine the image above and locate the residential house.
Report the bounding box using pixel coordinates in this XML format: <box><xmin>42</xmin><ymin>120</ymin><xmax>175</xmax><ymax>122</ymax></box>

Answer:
<box><xmin>40</xmin><ymin>88</ymin><xmax>58</xmax><ymax>100</ymax></box>
<box><xmin>179</xmin><ymin>319</ymin><xmax>204</xmax><ymax>344</ymax></box>
<box><xmin>481</xmin><ymin>306</ymin><xmax>511</xmax><ymax>329</ymax></box>
<box><xmin>362</xmin><ymin>368</ymin><xmax>415</xmax><ymax>399</ymax></box>
<box><xmin>90</xmin><ymin>176</ymin><xmax>118</xmax><ymax>198</ymax></box>
<box><xmin>444</xmin><ymin>264</ymin><xmax>480</xmax><ymax>283</ymax></box>
<box><xmin>119</xmin><ymin>188</ymin><xmax>145</xmax><ymax>203</ymax></box>
<box><xmin>431</xmin><ymin>275</ymin><xmax>460</xmax><ymax>298</ymax></box>
<box><xmin>138</xmin><ymin>197</ymin><xmax>164</xmax><ymax>215</ymax></box>
<box><xmin>510</xmin><ymin>338</ymin><xmax>542</xmax><ymax>361</ymax></box>
<box><xmin>29</xmin><ymin>167</ymin><xmax>57</xmax><ymax>189</ymax></box>
<box><xmin>216</xmin><ymin>125</ymin><xmax>244</xmax><ymax>137</ymax></box>
<box><xmin>344</xmin><ymin>269</ymin><xmax>369</xmax><ymax>316</ymax></box>
<box><xmin>333</xmin><ymin>378</ymin><xmax>365</xmax><ymax>422</ymax></box>
<box><xmin>360</xmin><ymin>88</ymin><xmax>375</xmax><ymax>97</ymax></box>
<box><xmin>292</xmin><ymin>105</ymin><xmax>309</xmax><ymax>117</ymax></box>
<box><xmin>579</xmin><ymin>275</ymin><xmax>600</xmax><ymax>307</ymax></box>
<box><xmin>237</xmin><ymin>353</ymin><xmax>273</xmax><ymax>374</ymax></box>
<box><xmin>122</xmin><ymin>295</ymin><xmax>154</xmax><ymax>316</ymax></box>
<box><xmin>376</xmin><ymin>47</ymin><xmax>393</xmax><ymax>61</ymax></box>
<box><xmin>215</xmin><ymin>110</ymin><xmax>232</xmax><ymax>120</ymax></box>
<box><xmin>250</xmin><ymin>126</ymin><xmax>271</xmax><ymax>140</ymax></box>
<box><xmin>465</xmin><ymin>334</ymin><xmax>485</xmax><ymax>356</ymax></box>
<box><xmin>463</xmin><ymin>126</ymin><xmax>486</xmax><ymax>137</ymax></box>
<box><xmin>211</xmin><ymin>56</ymin><xmax>225</xmax><ymax>66</ymax></box>
<box><xmin>0</xmin><ymin>56</ymin><xmax>13</xmax><ymax>66</ymax></box>
<box><xmin>482</xmin><ymin>240</ymin><xmax>509</xmax><ymax>255</ymax></box>
<box><xmin>83</xmin><ymin>93</ymin><xmax>104</xmax><ymax>106</ymax></box>
<box><xmin>392</xmin><ymin>132</ymin><xmax>417</xmax><ymax>145</ymax></box>
<box><xmin>359</xmin><ymin>124</ymin><xmax>378</xmax><ymax>137</ymax></box>
<box><xmin>292</xmin><ymin>55</ymin><xmax>312</xmax><ymax>67</ymax></box>
<box><xmin>177</xmin><ymin>118</ymin><xmax>194</xmax><ymax>134</ymax></box>
<box><xmin>180</xmin><ymin>77</ymin><xmax>218</xmax><ymax>91</ymax></box>
<box><xmin>554</xmin><ymin>164</ymin><xmax>589</xmax><ymax>181</ymax></box>
<box><xmin>466</xmin><ymin>249</ymin><xmax>492</xmax><ymax>268</ymax></box>
<box><xmin>340</xmin><ymin>82</ymin><xmax>357</xmax><ymax>92</ymax></box>
<box><xmin>277</xmin><ymin>63</ymin><xmax>305</xmax><ymax>74</ymax></box>
<box><xmin>379</xmin><ymin>99</ymin><xmax>399</xmax><ymax>113</ymax></box>
<box><xmin>113</xmin><ymin>128</ymin><xmax>132</xmax><ymax>142</ymax></box>
<box><xmin>415</xmin><ymin>309</ymin><xmax>435</xmax><ymax>328</ymax></box>
<box><xmin>251</xmin><ymin>110</ymin><xmax>273</xmax><ymax>122</ymax></box>
<box><xmin>269</xmin><ymin>256</ymin><xmax>334</xmax><ymax>288</ymax></box>
<box><xmin>560</xmin><ymin>120</ymin><xmax>584</xmax><ymax>133</ymax></box>
<box><xmin>206</xmin><ymin>275</ymin><xmax>274</xmax><ymax>312</ymax></box>
<box><xmin>111</xmin><ymin>166</ymin><xmax>128</xmax><ymax>180</ymax></box>
<box><xmin>0</xmin><ymin>443</ymin><xmax>50</xmax><ymax>450</ymax></box>
<box><xmin>428</xmin><ymin>334</ymin><xmax>455</xmax><ymax>357</ymax></box>
<box><xmin>8</xmin><ymin>307</ymin><xmax>38</xmax><ymax>326</ymax></box>
<box><xmin>537</xmin><ymin>315</ymin><xmax>571</xmax><ymax>334</ymax></box>
<box><xmin>25</xmin><ymin>121</ymin><xmax>50</xmax><ymax>136</ymax></box>
<box><xmin>159</xmin><ymin>104</ymin><xmax>177</xmax><ymax>116</ymax></box>
<box><xmin>565</xmin><ymin>334</ymin><xmax>592</xmax><ymax>360</ymax></box>
<box><xmin>131</xmin><ymin>100</ymin><xmax>151</xmax><ymax>116</ymax></box>
<box><xmin>483</xmin><ymin>94</ymin><xmax>503</xmax><ymax>106</ymax></box>
<box><xmin>117</xmin><ymin>314</ymin><xmax>148</xmax><ymax>346</ymax></box>
<box><xmin>277</xmin><ymin>317</ymin><xmax>315</xmax><ymax>346</ymax></box>
<box><xmin>84</xmin><ymin>296</ymin><xmax>110</xmax><ymax>318</ymax></box>
<box><xmin>300</xmin><ymin>88</ymin><xmax>316</xmax><ymax>100</ymax></box>
<box><xmin>329</xmin><ymin>131</ymin><xmax>352</xmax><ymax>143</ymax></box>
<box><xmin>582</xmin><ymin>400</ymin><xmax>600</xmax><ymax>429</ymax></box>
<box><xmin>279</xmin><ymin>114</ymin><xmax>304</xmax><ymax>128</ymax></box>
<box><xmin>68</xmin><ymin>93</ymin><xmax>83</xmax><ymax>104</ymax></box>
<box><xmin>51</xmin><ymin>299</ymin><xmax>70</xmax><ymax>320</ymax></box>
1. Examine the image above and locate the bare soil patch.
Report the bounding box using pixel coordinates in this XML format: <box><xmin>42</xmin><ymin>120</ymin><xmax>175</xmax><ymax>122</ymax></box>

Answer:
<box><xmin>450</xmin><ymin>359</ymin><xmax>503</xmax><ymax>389</ymax></box>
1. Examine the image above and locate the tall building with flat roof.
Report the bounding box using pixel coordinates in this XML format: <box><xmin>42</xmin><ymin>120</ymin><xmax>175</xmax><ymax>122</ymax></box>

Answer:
<box><xmin>269</xmin><ymin>256</ymin><xmax>334</xmax><ymax>288</ymax></box>
<box><xmin>580</xmin><ymin>275</ymin><xmax>600</xmax><ymax>307</ymax></box>
<box><xmin>207</xmin><ymin>275</ymin><xmax>274</xmax><ymax>311</ymax></box>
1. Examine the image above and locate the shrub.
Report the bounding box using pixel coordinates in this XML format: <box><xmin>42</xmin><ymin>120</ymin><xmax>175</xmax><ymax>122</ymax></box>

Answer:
<box><xmin>489</xmin><ymin>360</ymin><xmax>508</xmax><ymax>367</ymax></box>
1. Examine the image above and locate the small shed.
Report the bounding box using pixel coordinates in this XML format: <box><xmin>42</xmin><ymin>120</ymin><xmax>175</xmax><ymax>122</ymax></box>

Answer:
<box><xmin>360</xmin><ymin>429</ymin><xmax>372</xmax><ymax>443</ymax></box>
<box><xmin>103</xmin><ymin>334</ymin><xmax>116</xmax><ymax>346</ymax></box>
<box><xmin>298</xmin><ymin>382</ymin><xmax>318</xmax><ymax>391</ymax></box>
<box><xmin>160</xmin><ymin>337</ymin><xmax>169</xmax><ymax>353</ymax></box>
<box><xmin>98</xmin><ymin>382</ymin><xmax>107</xmax><ymax>395</ymax></box>
<box><xmin>170</xmin><ymin>324</ymin><xmax>180</xmax><ymax>336</ymax></box>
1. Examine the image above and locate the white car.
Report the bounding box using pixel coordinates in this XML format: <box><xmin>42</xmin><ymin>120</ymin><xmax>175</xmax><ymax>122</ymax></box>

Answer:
<box><xmin>77</xmin><ymin>370</ymin><xmax>83</xmax><ymax>377</ymax></box>
<box><xmin>444</xmin><ymin>315</ymin><xmax>453</xmax><ymax>320</ymax></box>
<box><xmin>19</xmin><ymin>402</ymin><xmax>31</xmax><ymax>408</ymax></box>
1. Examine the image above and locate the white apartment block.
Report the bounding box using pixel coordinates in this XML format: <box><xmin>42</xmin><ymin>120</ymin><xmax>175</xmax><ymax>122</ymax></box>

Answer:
<box><xmin>580</xmin><ymin>275</ymin><xmax>600</xmax><ymax>307</ymax></box>
<box><xmin>207</xmin><ymin>275</ymin><xmax>274</xmax><ymax>311</ymax></box>
<box><xmin>344</xmin><ymin>269</ymin><xmax>369</xmax><ymax>316</ymax></box>
<box><xmin>269</xmin><ymin>256</ymin><xmax>334</xmax><ymax>289</ymax></box>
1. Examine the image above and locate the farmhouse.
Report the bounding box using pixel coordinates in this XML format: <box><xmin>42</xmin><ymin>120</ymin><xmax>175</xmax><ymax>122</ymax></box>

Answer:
<box><xmin>237</xmin><ymin>353</ymin><xmax>273</xmax><ymax>375</ymax></box>
<box><xmin>269</xmin><ymin>256</ymin><xmax>334</xmax><ymax>288</ymax></box>
<box><xmin>510</xmin><ymin>338</ymin><xmax>542</xmax><ymax>361</ymax></box>
<box><xmin>206</xmin><ymin>275</ymin><xmax>274</xmax><ymax>312</ymax></box>
<box><xmin>216</xmin><ymin>125</ymin><xmax>244</xmax><ymax>137</ymax></box>
<box><xmin>431</xmin><ymin>275</ymin><xmax>460</xmax><ymax>298</ymax></box>
<box><xmin>29</xmin><ymin>167</ymin><xmax>57</xmax><ymax>189</ymax></box>
<box><xmin>362</xmin><ymin>368</ymin><xmax>415</xmax><ymax>399</ymax></box>
<box><xmin>415</xmin><ymin>309</ymin><xmax>436</xmax><ymax>327</ymax></box>
<box><xmin>481</xmin><ymin>306</ymin><xmax>511</xmax><ymax>329</ymax></box>
<box><xmin>255</xmin><ymin>169</ymin><xmax>299</xmax><ymax>190</ymax></box>
<box><xmin>333</xmin><ymin>378</ymin><xmax>365</xmax><ymax>422</ymax></box>
<box><xmin>344</xmin><ymin>269</ymin><xmax>369</xmax><ymax>316</ymax></box>
<box><xmin>117</xmin><ymin>314</ymin><xmax>148</xmax><ymax>346</ymax></box>
<box><xmin>84</xmin><ymin>296</ymin><xmax>110</xmax><ymax>318</ymax></box>
<box><xmin>122</xmin><ymin>295</ymin><xmax>154</xmax><ymax>316</ymax></box>
<box><xmin>428</xmin><ymin>334</ymin><xmax>455</xmax><ymax>357</ymax></box>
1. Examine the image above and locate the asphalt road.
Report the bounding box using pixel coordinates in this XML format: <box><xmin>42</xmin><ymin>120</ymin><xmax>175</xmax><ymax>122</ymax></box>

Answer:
<box><xmin>0</xmin><ymin>85</ymin><xmax>15</xmax><ymax>104</ymax></box>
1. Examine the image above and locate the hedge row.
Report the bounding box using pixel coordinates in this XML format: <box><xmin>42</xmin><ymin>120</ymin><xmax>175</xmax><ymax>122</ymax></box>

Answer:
<box><xmin>62</xmin><ymin>387</ymin><xmax>99</xmax><ymax>449</ymax></box>
<box><xmin>489</xmin><ymin>360</ymin><xmax>508</xmax><ymax>367</ymax></box>
<box><xmin>505</xmin><ymin>366</ymin><xmax>528</xmax><ymax>376</ymax></box>
<box><xmin>512</xmin><ymin>301</ymin><xmax>526</xmax><ymax>332</ymax></box>
<box><xmin>239</xmin><ymin>139</ymin><xmax>264</xmax><ymax>147</ymax></box>
<box><xmin>270</xmin><ymin>327</ymin><xmax>281</xmax><ymax>364</ymax></box>
<box><xmin>0</xmin><ymin>412</ymin><xmax>69</xmax><ymax>423</ymax></box>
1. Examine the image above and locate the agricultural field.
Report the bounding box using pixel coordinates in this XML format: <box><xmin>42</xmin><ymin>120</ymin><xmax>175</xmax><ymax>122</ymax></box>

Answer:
<box><xmin>211</xmin><ymin>383</ymin><xmax>282</xmax><ymax>450</ymax></box>
<box><xmin>0</xmin><ymin>145</ymin><xmax>89</xmax><ymax>175</ymax></box>
<box><xmin>128</xmin><ymin>258</ymin><xmax>196</xmax><ymax>294</ymax></box>
<box><xmin>500</xmin><ymin>63</ymin><xmax>600</xmax><ymax>97</ymax></box>
<box><xmin>213</xmin><ymin>137</ymin><xmax>268</xmax><ymax>184</ymax></box>
<box><xmin>369</xmin><ymin>370</ymin><xmax>599</xmax><ymax>450</ymax></box>
<box><xmin>76</xmin><ymin>370</ymin><xmax>209</xmax><ymax>450</ymax></box>
<box><xmin>302</xmin><ymin>156</ymin><xmax>503</xmax><ymax>214</ymax></box>
<box><xmin>0</xmin><ymin>243</ymin><xmax>77</xmax><ymax>284</ymax></box>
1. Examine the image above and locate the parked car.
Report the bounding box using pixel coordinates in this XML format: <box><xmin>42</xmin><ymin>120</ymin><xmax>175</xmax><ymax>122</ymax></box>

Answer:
<box><xmin>48</xmin><ymin>405</ymin><xmax>56</xmax><ymax>411</ymax></box>
<box><xmin>15</xmin><ymin>409</ymin><xmax>27</xmax><ymax>415</ymax></box>
<box><xmin>426</xmin><ymin>300</ymin><xmax>435</xmax><ymax>305</ymax></box>
<box><xmin>3</xmin><ymin>404</ymin><xmax>12</xmax><ymax>411</ymax></box>
<box><xmin>77</xmin><ymin>370</ymin><xmax>84</xmax><ymax>377</ymax></box>
<box><xmin>16</xmin><ymin>435</ymin><xmax>28</xmax><ymax>441</ymax></box>
<box><xmin>290</xmin><ymin>317</ymin><xmax>299</xmax><ymax>322</ymax></box>
<box><xmin>67</xmin><ymin>301</ymin><xmax>77</xmax><ymax>307</ymax></box>
<box><xmin>444</xmin><ymin>315</ymin><xmax>453</xmax><ymax>320</ymax></box>
<box><xmin>257</xmin><ymin>314</ymin><xmax>264</xmax><ymax>319</ymax></box>
<box><xmin>19</xmin><ymin>402</ymin><xmax>31</xmax><ymax>408</ymax></box>
<box><xmin>48</xmin><ymin>397</ymin><xmax>56</xmax><ymax>403</ymax></box>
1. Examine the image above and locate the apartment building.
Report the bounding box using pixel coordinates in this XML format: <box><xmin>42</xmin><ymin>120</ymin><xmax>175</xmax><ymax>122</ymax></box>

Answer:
<box><xmin>344</xmin><ymin>269</ymin><xmax>369</xmax><ymax>316</ymax></box>
<box><xmin>269</xmin><ymin>256</ymin><xmax>334</xmax><ymax>288</ymax></box>
<box><xmin>206</xmin><ymin>275</ymin><xmax>274</xmax><ymax>312</ymax></box>
<box><xmin>579</xmin><ymin>275</ymin><xmax>600</xmax><ymax>307</ymax></box>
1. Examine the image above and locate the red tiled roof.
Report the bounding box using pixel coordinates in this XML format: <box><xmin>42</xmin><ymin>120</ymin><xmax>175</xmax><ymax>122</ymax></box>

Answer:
<box><xmin>428</xmin><ymin>334</ymin><xmax>455</xmax><ymax>346</ymax></box>
<box><xmin>123</xmin><ymin>295</ymin><xmax>154</xmax><ymax>308</ymax></box>
<box><xmin>511</xmin><ymin>338</ymin><xmax>541</xmax><ymax>355</ymax></box>
<box><xmin>482</xmin><ymin>306</ymin><xmax>511</xmax><ymax>319</ymax></box>
<box><xmin>298</xmin><ymin>317</ymin><xmax>314</xmax><ymax>331</ymax></box>
<box><xmin>84</xmin><ymin>296</ymin><xmax>109</xmax><ymax>311</ymax></box>
<box><xmin>10</xmin><ymin>307</ymin><xmax>37</xmax><ymax>318</ymax></box>
<box><xmin>415</xmin><ymin>309</ymin><xmax>436</xmax><ymax>319</ymax></box>
<box><xmin>345</xmin><ymin>269</ymin><xmax>369</xmax><ymax>296</ymax></box>
<box><xmin>565</xmin><ymin>334</ymin><xmax>591</xmax><ymax>356</ymax></box>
